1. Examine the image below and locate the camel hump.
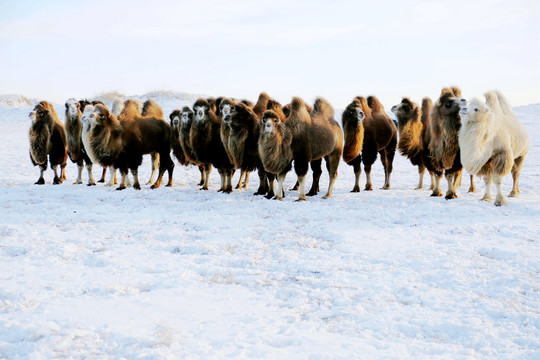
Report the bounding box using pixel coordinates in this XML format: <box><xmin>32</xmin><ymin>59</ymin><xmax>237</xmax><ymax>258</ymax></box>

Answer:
<box><xmin>484</xmin><ymin>90</ymin><xmax>503</xmax><ymax>114</ymax></box>
<box><xmin>291</xmin><ymin>97</ymin><xmax>306</xmax><ymax>111</ymax></box>
<box><xmin>494</xmin><ymin>90</ymin><xmax>513</xmax><ymax>116</ymax></box>
<box><xmin>367</xmin><ymin>96</ymin><xmax>385</xmax><ymax>113</ymax></box>
<box><xmin>311</xmin><ymin>97</ymin><xmax>334</xmax><ymax>119</ymax></box>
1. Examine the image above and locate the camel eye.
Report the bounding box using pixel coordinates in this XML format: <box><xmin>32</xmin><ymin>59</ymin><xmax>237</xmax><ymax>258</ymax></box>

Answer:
<box><xmin>100</xmin><ymin>114</ymin><xmax>105</xmax><ymax>120</ymax></box>
<box><xmin>474</xmin><ymin>108</ymin><xmax>479</xmax><ymax>112</ymax></box>
<box><xmin>38</xmin><ymin>111</ymin><xmax>43</xmax><ymax>116</ymax></box>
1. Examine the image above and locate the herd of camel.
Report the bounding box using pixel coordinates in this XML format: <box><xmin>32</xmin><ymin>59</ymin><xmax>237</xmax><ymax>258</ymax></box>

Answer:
<box><xmin>27</xmin><ymin>87</ymin><xmax>529</xmax><ymax>206</ymax></box>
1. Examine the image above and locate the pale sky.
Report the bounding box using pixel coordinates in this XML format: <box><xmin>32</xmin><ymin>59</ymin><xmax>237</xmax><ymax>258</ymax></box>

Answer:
<box><xmin>1</xmin><ymin>0</ymin><xmax>539</xmax><ymax>109</ymax></box>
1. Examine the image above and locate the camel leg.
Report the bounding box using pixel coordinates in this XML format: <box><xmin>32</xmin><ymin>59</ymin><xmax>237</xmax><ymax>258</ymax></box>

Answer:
<box><xmin>274</xmin><ymin>173</ymin><xmax>286</xmax><ymax>200</ymax></box>
<box><xmin>116</xmin><ymin>170</ymin><xmax>128</xmax><ymax>190</ymax></box>
<box><xmin>35</xmin><ymin>164</ymin><xmax>47</xmax><ymax>185</ymax></box>
<box><xmin>242</xmin><ymin>172</ymin><xmax>249</xmax><ymax>189</ymax></box>
<box><xmin>52</xmin><ymin>165</ymin><xmax>62</xmax><ymax>184</ymax></box>
<box><xmin>468</xmin><ymin>174</ymin><xmax>476</xmax><ymax>193</ymax></box>
<box><xmin>165</xmin><ymin>159</ymin><xmax>174</xmax><ymax>187</ymax></box>
<box><xmin>307</xmin><ymin>159</ymin><xmax>322</xmax><ymax>196</ymax></box>
<box><xmin>131</xmin><ymin>168</ymin><xmax>141</xmax><ymax>190</ymax></box>
<box><xmin>86</xmin><ymin>163</ymin><xmax>96</xmax><ymax>186</ymax></box>
<box><xmin>380</xmin><ymin>149</ymin><xmax>393</xmax><ymax>190</ymax></box>
<box><xmin>509</xmin><ymin>156</ymin><xmax>525</xmax><ymax>197</ymax></box>
<box><xmin>98</xmin><ymin>167</ymin><xmax>107</xmax><ymax>183</ymax></box>
<box><xmin>265</xmin><ymin>173</ymin><xmax>276</xmax><ymax>199</ymax></box>
<box><xmin>351</xmin><ymin>160</ymin><xmax>361</xmax><ymax>192</ymax></box>
<box><xmin>296</xmin><ymin>175</ymin><xmax>307</xmax><ymax>201</ymax></box>
<box><xmin>201</xmin><ymin>164</ymin><xmax>211</xmax><ymax>190</ymax></box>
<box><xmin>255</xmin><ymin>169</ymin><xmax>268</xmax><ymax>195</ymax></box>
<box><xmin>106</xmin><ymin>167</ymin><xmax>116</xmax><ymax>187</ymax></box>
<box><xmin>481</xmin><ymin>174</ymin><xmax>493</xmax><ymax>201</ymax></box>
<box><xmin>444</xmin><ymin>169</ymin><xmax>461</xmax><ymax>200</ymax></box>
<box><xmin>430</xmin><ymin>172</ymin><xmax>443</xmax><ymax>197</ymax></box>
<box><xmin>290</xmin><ymin>181</ymin><xmax>299</xmax><ymax>191</ymax></box>
<box><xmin>217</xmin><ymin>169</ymin><xmax>226</xmax><ymax>192</ymax></box>
<box><xmin>74</xmin><ymin>162</ymin><xmax>83</xmax><ymax>184</ymax></box>
<box><xmin>146</xmin><ymin>153</ymin><xmax>159</xmax><ymax>185</ymax></box>
<box><xmin>494</xmin><ymin>175</ymin><xmax>508</xmax><ymax>206</ymax></box>
<box><xmin>60</xmin><ymin>164</ymin><xmax>66</xmax><ymax>181</ymax></box>
<box><xmin>198</xmin><ymin>165</ymin><xmax>206</xmax><ymax>186</ymax></box>
<box><xmin>323</xmin><ymin>155</ymin><xmax>339</xmax><ymax>199</ymax></box>
<box><xmin>429</xmin><ymin>171</ymin><xmax>435</xmax><ymax>190</ymax></box>
<box><xmin>224</xmin><ymin>169</ymin><xmax>233</xmax><ymax>194</ymax></box>
<box><xmin>416</xmin><ymin>164</ymin><xmax>426</xmax><ymax>190</ymax></box>
<box><xmin>364</xmin><ymin>164</ymin><xmax>373</xmax><ymax>191</ymax></box>
<box><xmin>235</xmin><ymin>170</ymin><xmax>245</xmax><ymax>189</ymax></box>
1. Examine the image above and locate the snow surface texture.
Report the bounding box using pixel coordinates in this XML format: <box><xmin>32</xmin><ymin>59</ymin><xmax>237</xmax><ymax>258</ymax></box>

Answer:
<box><xmin>0</xmin><ymin>95</ymin><xmax>538</xmax><ymax>359</ymax></box>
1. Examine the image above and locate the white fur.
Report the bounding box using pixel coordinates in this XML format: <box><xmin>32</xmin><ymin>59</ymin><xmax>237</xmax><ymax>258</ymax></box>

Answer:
<box><xmin>111</xmin><ymin>98</ymin><xmax>125</xmax><ymax>117</ymax></box>
<box><xmin>81</xmin><ymin>105</ymin><xmax>98</xmax><ymax>164</ymax></box>
<box><xmin>194</xmin><ymin>106</ymin><xmax>206</xmax><ymax>122</ymax></box>
<box><xmin>180</xmin><ymin>113</ymin><xmax>190</xmax><ymax>124</ymax></box>
<box><xmin>263</xmin><ymin>118</ymin><xmax>276</xmax><ymax>133</ymax></box>
<box><xmin>458</xmin><ymin>90</ymin><xmax>529</xmax><ymax>205</ymax></box>
<box><xmin>66</xmin><ymin>98</ymin><xmax>79</xmax><ymax>120</ymax></box>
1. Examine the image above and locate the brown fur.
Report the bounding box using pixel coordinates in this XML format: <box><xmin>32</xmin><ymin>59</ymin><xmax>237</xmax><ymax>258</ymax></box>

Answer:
<box><xmin>342</xmin><ymin>99</ymin><xmax>365</xmax><ymax>164</ymax></box>
<box><xmin>88</xmin><ymin>104</ymin><xmax>174</xmax><ymax>190</ymax></box>
<box><xmin>142</xmin><ymin>99</ymin><xmax>164</xmax><ymax>119</ymax></box>
<box><xmin>219</xmin><ymin>98</ymin><xmax>238</xmax><ymax>166</ymax></box>
<box><xmin>190</xmin><ymin>98</ymin><xmax>234</xmax><ymax>191</ymax></box>
<box><xmin>429</xmin><ymin>87</ymin><xmax>464</xmax><ymax>171</ymax></box>
<box><xmin>392</xmin><ymin>97</ymin><xmax>439</xmax><ymax>190</ymax></box>
<box><xmin>259</xmin><ymin>110</ymin><xmax>293</xmax><ymax>175</ymax></box>
<box><xmin>266</xmin><ymin>99</ymin><xmax>287</xmax><ymax>121</ymax></box>
<box><xmin>395</xmin><ymin>98</ymin><xmax>423</xmax><ymax>159</ymax></box>
<box><xmin>224</xmin><ymin>102</ymin><xmax>261</xmax><ymax>171</ymax></box>
<box><xmin>65</xmin><ymin>98</ymin><xmax>97</xmax><ymax>185</ymax></box>
<box><xmin>169</xmin><ymin>109</ymin><xmax>188</xmax><ymax>166</ymax></box>
<box><xmin>252</xmin><ymin>92</ymin><xmax>271</xmax><ymax>118</ymax></box>
<box><xmin>259</xmin><ymin>97</ymin><xmax>342</xmax><ymax>200</ymax></box>
<box><xmin>172</xmin><ymin>106</ymin><xmax>207</xmax><ymax>186</ymax></box>
<box><xmin>427</xmin><ymin>87</ymin><xmax>466</xmax><ymax>199</ymax></box>
<box><xmin>28</xmin><ymin>101</ymin><xmax>68</xmax><ymax>184</ymax></box>
<box><xmin>342</xmin><ymin>96</ymin><xmax>397</xmax><ymax>192</ymax></box>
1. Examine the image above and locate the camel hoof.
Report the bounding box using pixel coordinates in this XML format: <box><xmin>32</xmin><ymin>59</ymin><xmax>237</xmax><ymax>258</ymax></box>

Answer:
<box><xmin>87</xmin><ymin>182</ymin><xmax>96</xmax><ymax>186</ymax></box>
<box><xmin>116</xmin><ymin>186</ymin><xmax>126</xmax><ymax>191</ymax></box>
<box><xmin>468</xmin><ymin>186</ymin><xmax>476</xmax><ymax>193</ymax></box>
<box><xmin>53</xmin><ymin>177</ymin><xmax>62</xmax><ymax>185</ymax></box>
<box><xmin>445</xmin><ymin>193</ymin><xmax>457</xmax><ymax>200</ymax></box>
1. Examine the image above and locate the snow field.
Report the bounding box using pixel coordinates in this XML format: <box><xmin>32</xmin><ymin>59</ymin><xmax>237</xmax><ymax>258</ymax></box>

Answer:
<box><xmin>0</xmin><ymin>99</ymin><xmax>538</xmax><ymax>359</ymax></box>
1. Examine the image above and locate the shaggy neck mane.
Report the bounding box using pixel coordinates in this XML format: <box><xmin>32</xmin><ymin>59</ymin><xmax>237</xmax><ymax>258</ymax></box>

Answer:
<box><xmin>397</xmin><ymin>103</ymin><xmax>423</xmax><ymax>158</ymax></box>
<box><xmin>342</xmin><ymin>99</ymin><xmax>367</xmax><ymax>163</ymax></box>
<box><xmin>65</xmin><ymin>112</ymin><xmax>82</xmax><ymax>159</ymax></box>
<box><xmin>259</xmin><ymin>119</ymin><xmax>292</xmax><ymax>174</ymax></box>
<box><xmin>90</xmin><ymin>113</ymin><xmax>123</xmax><ymax>165</ymax></box>
<box><xmin>29</xmin><ymin>112</ymin><xmax>53</xmax><ymax>165</ymax></box>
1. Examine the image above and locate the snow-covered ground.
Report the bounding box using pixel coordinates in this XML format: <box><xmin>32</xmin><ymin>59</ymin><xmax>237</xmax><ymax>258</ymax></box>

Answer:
<box><xmin>0</xmin><ymin>95</ymin><xmax>538</xmax><ymax>359</ymax></box>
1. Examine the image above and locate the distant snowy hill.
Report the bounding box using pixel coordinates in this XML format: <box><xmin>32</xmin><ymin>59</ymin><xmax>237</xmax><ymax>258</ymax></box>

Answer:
<box><xmin>0</xmin><ymin>94</ymin><xmax>32</xmax><ymax>108</ymax></box>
